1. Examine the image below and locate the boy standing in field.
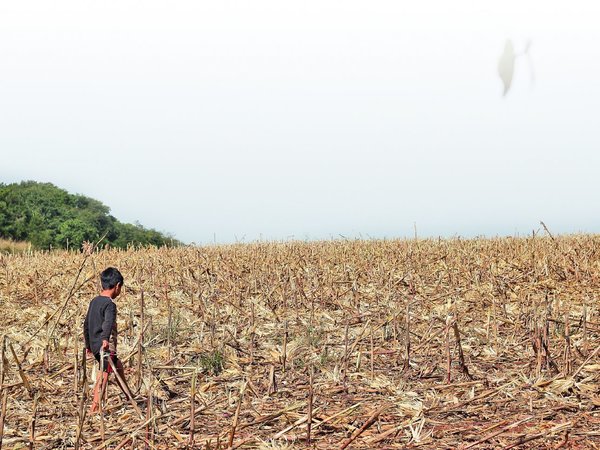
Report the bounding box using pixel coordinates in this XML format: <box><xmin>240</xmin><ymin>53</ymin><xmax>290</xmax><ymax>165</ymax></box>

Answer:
<box><xmin>84</xmin><ymin>267</ymin><xmax>134</xmax><ymax>411</ymax></box>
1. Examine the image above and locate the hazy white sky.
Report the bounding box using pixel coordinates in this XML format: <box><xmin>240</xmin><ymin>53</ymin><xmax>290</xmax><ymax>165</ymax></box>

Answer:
<box><xmin>1</xmin><ymin>1</ymin><xmax>599</xmax><ymax>243</ymax></box>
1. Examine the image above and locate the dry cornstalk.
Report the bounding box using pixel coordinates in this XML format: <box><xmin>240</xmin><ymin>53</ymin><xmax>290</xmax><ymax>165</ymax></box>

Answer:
<box><xmin>364</xmin><ymin>422</ymin><xmax>407</xmax><ymax>445</ymax></box>
<box><xmin>582</xmin><ymin>302</ymin><xmax>588</xmax><ymax>355</ymax></box>
<box><xmin>445</xmin><ymin>315</ymin><xmax>452</xmax><ymax>383</ymax></box>
<box><xmin>273</xmin><ymin>406</ymin><xmax>322</xmax><ymax>439</ymax></box>
<box><xmin>404</xmin><ymin>301</ymin><xmax>411</xmax><ymax>371</ymax></box>
<box><xmin>227</xmin><ymin>382</ymin><xmax>246</xmax><ymax>449</ymax></box>
<box><xmin>9</xmin><ymin>343</ymin><xmax>32</xmax><ymax>397</ymax></box>
<box><xmin>137</xmin><ymin>288</ymin><xmax>145</xmax><ymax>392</ymax></box>
<box><xmin>348</xmin><ymin>319</ymin><xmax>371</xmax><ymax>358</ymax></box>
<box><xmin>73</xmin><ymin>334</ymin><xmax>79</xmax><ymax>395</ymax></box>
<box><xmin>28</xmin><ymin>393</ymin><xmax>38</xmax><ymax>450</ymax></box>
<box><xmin>343</xmin><ymin>324</ymin><xmax>349</xmax><ymax>386</ymax></box>
<box><xmin>563</xmin><ymin>311</ymin><xmax>571</xmax><ymax>375</ymax></box>
<box><xmin>0</xmin><ymin>336</ymin><xmax>6</xmax><ymax>388</ymax></box>
<box><xmin>45</xmin><ymin>234</ymin><xmax>107</xmax><ymax>344</ymax></box>
<box><xmin>145</xmin><ymin>389</ymin><xmax>153</xmax><ymax>450</ymax></box>
<box><xmin>452</xmin><ymin>320</ymin><xmax>472</xmax><ymax>380</ymax></box>
<box><xmin>462</xmin><ymin>415</ymin><xmax>534</xmax><ymax>449</ymax></box>
<box><xmin>112</xmin><ymin>436</ymin><xmax>132</xmax><ymax>450</ymax></box>
<box><xmin>1</xmin><ymin>235</ymin><xmax>599</xmax><ymax>448</ymax></box>
<box><xmin>502</xmin><ymin>420</ymin><xmax>572</xmax><ymax>449</ymax></box>
<box><xmin>25</xmin><ymin>272</ymin><xmax>93</xmax><ymax>348</ymax></box>
<box><xmin>75</xmin><ymin>349</ymin><xmax>88</xmax><ymax>450</ymax></box>
<box><xmin>267</xmin><ymin>365</ymin><xmax>276</xmax><ymax>395</ymax></box>
<box><xmin>312</xmin><ymin>403</ymin><xmax>360</xmax><ymax>430</ymax></box>
<box><xmin>0</xmin><ymin>389</ymin><xmax>8</xmax><ymax>450</ymax></box>
<box><xmin>281</xmin><ymin>321</ymin><xmax>288</xmax><ymax>374</ymax></box>
<box><xmin>571</xmin><ymin>341</ymin><xmax>600</xmax><ymax>379</ymax></box>
<box><xmin>189</xmin><ymin>370</ymin><xmax>196</xmax><ymax>447</ymax></box>
<box><xmin>165</xmin><ymin>283</ymin><xmax>172</xmax><ymax>360</ymax></box>
<box><xmin>339</xmin><ymin>405</ymin><xmax>386</xmax><ymax>450</ymax></box>
<box><xmin>370</xmin><ymin>325</ymin><xmax>374</xmax><ymax>380</ymax></box>
<box><xmin>434</xmin><ymin>381</ymin><xmax>514</xmax><ymax>414</ymax></box>
<box><xmin>307</xmin><ymin>365</ymin><xmax>314</xmax><ymax>445</ymax></box>
<box><xmin>98</xmin><ymin>361</ymin><xmax>106</xmax><ymax>448</ymax></box>
<box><xmin>93</xmin><ymin>413</ymin><xmax>157</xmax><ymax>450</ymax></box>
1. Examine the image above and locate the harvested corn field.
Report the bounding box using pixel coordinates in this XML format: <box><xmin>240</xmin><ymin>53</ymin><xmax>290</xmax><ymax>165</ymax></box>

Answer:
<box><xmin>1</xmin><ymin>235</ymin><xmax>600</xmax><ymax>449</ymax></box>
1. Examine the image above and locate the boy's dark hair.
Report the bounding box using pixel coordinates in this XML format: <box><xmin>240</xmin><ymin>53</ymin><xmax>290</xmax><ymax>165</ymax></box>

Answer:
<box><xmin>101</xmin><ymin>267</ymin><xmax>124</xmax><ymax>290</ymax></box>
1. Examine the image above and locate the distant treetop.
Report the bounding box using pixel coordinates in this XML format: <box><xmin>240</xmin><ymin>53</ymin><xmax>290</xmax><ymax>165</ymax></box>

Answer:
<box><xmin>0</xmin><ymin>181</ymin><xmax>180</xmax><ymax>250</ymax></box>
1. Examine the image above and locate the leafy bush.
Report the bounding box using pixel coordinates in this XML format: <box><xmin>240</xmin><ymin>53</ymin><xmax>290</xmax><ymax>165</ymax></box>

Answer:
<box><xmin>0</xmin><ymin>181</ymin><xmax>180</xmax><ymax>249</ymax></box>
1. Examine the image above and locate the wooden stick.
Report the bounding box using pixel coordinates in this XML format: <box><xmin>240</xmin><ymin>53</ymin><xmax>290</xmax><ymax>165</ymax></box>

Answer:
<box><xmin>339</xmin><ymin>405</ymin><xmax>386</xmax><ymax>450</ymax></box>
<box><xmin>106</xmin><ymin>356</ymin><xmax>143</xmax><ymax>418</ymax></box>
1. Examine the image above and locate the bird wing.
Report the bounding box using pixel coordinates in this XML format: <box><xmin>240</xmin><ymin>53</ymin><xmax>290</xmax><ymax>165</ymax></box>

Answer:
<box><xmin>498</xmin><ymin>40</ymin><xmax>516</xmax><ymax>96</ymax></box>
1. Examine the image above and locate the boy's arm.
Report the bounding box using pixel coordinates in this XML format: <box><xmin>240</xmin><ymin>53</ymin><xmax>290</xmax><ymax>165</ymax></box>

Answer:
<box><xmin>101</xmin><ymin>302</ymin><xmax>117</xmax><ymax>350</ymax></box>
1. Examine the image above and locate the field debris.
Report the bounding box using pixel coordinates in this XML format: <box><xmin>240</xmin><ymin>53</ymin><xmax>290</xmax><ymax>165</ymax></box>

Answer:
<box><xmin>1</xmin><ymin>235</ymin><xmax>600</xmax><ymax>448</ymax></box>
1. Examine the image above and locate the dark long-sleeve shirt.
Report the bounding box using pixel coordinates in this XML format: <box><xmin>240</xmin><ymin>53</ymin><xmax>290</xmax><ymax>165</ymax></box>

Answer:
<box><xmin>84</xmin><ymin>295</ymin><xmax>117</xmax><ymax>355</ymax></box>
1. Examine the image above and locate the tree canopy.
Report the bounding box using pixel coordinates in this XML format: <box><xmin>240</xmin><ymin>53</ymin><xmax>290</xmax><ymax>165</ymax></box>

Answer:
<box><xmin>0</xmin><ymin>181</ymin><xmax>179</xmax><ymax>249</ymax></box>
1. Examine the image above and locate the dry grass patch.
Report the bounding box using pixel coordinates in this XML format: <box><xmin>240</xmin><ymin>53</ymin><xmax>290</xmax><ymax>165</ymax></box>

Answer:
<box><xmin>0</xmin><ymin>239</ymin><xmax>30</xmax><ymax>254</ymax></box>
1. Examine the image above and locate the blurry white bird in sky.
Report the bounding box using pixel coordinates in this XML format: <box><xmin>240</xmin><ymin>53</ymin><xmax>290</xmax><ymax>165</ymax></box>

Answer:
<box><xmin>498</xmin><ymin>39</ymin><xmax>534</xmax><ymax>96</ymax></box>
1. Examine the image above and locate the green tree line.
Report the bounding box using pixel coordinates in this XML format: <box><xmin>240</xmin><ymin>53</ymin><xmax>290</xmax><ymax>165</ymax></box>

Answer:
<box><xmin>0</xmin><ymin>181</ymin><xmax>180</xmax><ymax>249</ymax></box>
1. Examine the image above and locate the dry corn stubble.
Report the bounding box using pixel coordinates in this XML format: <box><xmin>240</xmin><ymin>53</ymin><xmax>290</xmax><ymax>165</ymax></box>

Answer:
<box><xmin>0</xmin><ymin>236</ymin><xmax>599</xmax><ymax>448</ymax></box>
